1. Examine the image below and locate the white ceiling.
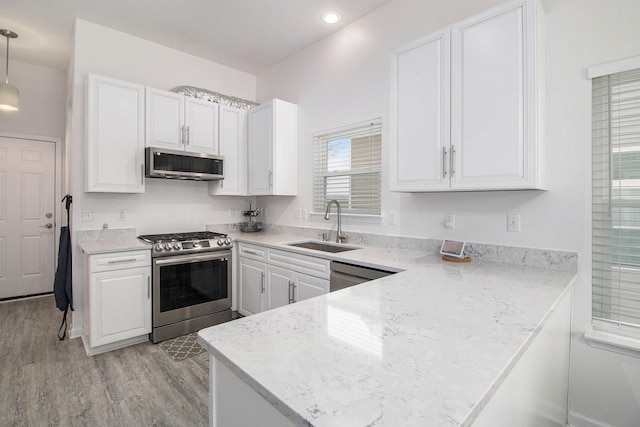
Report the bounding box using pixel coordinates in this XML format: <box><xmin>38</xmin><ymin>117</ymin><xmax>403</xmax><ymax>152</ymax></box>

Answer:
<box><xmin>0</xmin><ymin>0</ymin><xmax>391</xmax><ymax>74</ymax></box>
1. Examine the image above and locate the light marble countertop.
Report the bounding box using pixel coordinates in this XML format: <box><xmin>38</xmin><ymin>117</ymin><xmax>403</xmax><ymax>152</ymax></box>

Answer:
<box><xmin>198</xmin><ymin>232</ymin><xmax>577</xmax><ymax>426</ymax></box>
<box><xmin>78</xmin><ymin>239</ymin><xmax>151</xmax><ymax>254</ymax></box>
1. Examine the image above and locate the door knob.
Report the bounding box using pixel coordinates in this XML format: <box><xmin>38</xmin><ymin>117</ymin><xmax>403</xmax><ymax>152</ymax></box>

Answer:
<box><xmin>40</xmin><ymin>223</ymin><xmax>53</xmax><ymax>229</ymax></box>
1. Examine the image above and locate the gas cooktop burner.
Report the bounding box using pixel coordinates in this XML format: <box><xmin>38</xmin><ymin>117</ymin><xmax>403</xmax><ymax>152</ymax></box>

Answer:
<box><xmin>138</xmin><ymin>231</ymin><xmax>232</xmax><ymax>256</ymax></box>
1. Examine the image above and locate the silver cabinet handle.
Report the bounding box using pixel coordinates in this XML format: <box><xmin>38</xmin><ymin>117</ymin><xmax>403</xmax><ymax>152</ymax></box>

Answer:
<box><xmin>141</xmin><ymin>164</ymin><xmax>144</xmax><ymax>186</ymax></box>
<box><xmin>40</xmin><ymin>223</ymin><xmax>53</xmax><ymax>229</ymax></box>
<box><xmin>451</xmin><ymin>145</ymin><xmax>456</xmax><ymax>178</ymax></box>
<box><xmin>147</xmin><ymin>276</ymin><xmax>150</xmax><ymax>299</ymax></box>
<box><xmin>243</xmin><ymin>249</ymin><xmax>259</xmax><ymax>256</ymax></box>
<box><xmin>288</xmin><ymin>281</ymin><xmax>294</xmax><ymax>304</ymax></box>
<box><xmin>261</xmin><ymin>271</ymin><xmax>265</xmax><ymax>293</ymax></box>
<box><xmin>292</xmin><ymin>282</ymin><xmax>297</xmax><ymax>303</ymax></box>
<box><xmin>181</xmin><ymin>125</ymin><xmax>185</xmax><ymax>145</ymax></box>
<box><xmin>442</xmin><ymin>146</ymin><xmax>447</xmax><ymax>178</ymax></box>
<box><xmin>269</xmin><ymin>169</ymin><xmax>273</xmax><ymax>188</ymax></box>
<box><xmin>186</xmin><ymin>125</ymin><xmax>190</xmax><ymax>145</ymax></box>
<box><xmin>107</xmin><ymin>258</ymin><xmax>139</xmax><ymax>264</ymax></box>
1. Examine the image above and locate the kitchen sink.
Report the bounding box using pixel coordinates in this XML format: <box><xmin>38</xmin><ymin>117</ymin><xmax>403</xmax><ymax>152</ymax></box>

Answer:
<box><xmin>287</xmin><ymin>241</ymin><xmax>360</xmax><ymax>253</ymax></box>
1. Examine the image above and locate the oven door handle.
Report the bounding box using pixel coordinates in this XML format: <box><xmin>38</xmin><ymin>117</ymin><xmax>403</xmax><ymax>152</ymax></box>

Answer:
<box><xmin>154</xmin><ymin>252</ymin><xmax>231</xmax><ymax>266</ymax></box>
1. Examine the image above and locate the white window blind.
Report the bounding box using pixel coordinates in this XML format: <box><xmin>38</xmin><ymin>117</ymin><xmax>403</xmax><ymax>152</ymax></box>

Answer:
<box><xmin>592</xmin><ymin>67</ymin><xmax>640</xmax><ymax>332</ymax></box>
<box><xmin>313</xmin><ymin>119</ymin><xmax>382</xmax><ymax>215</ymax></box>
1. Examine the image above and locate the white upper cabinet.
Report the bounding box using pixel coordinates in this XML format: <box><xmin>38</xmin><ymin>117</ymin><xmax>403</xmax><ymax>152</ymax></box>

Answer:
<box><xmin>390</xmin><ymin>29</ymin><xmax>451</xmax><ymax>192</ymax></box>
<box><xmin>248</xmin><ymin>99</ymin><xmax>298</xmax><ymax>196</ymax></box>
<box><xmin>145</xmin><ymin>87</ymin><xmax>219</xmax><ymax>154</ymax></box>
<box><xmin>209</xmin><ymin>105</ymin><xmax>248</xmax><ymax>196</ymax></box>
<box><xmin>390</xmin><ymin>0</ymin><xmax>546</xmax><ymax>192</ymax></box>
<box><xmin>86</xmin><ymin>74</ymin><xmax>145</xmax><ymax>193</ymax></box>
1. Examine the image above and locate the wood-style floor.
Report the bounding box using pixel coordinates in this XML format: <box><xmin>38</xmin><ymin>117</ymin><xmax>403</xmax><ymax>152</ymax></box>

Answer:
<box><xmin>0</xmin><ymin>295</ymin><xmax>209</xmax><ymax>426</ymax></box>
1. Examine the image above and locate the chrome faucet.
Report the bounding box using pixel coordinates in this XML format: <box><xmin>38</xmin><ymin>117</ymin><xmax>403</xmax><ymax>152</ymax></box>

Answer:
<box><xmin>324</xmin><ymin>199</ymin><xmax>346</xmax><ymax>243</ymax></box>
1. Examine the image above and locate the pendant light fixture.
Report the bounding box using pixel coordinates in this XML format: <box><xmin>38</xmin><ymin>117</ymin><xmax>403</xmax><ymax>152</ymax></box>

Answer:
<box><xmin>0</xmin><ymin>29</ymin><xmax>19</xmax><ymax>111</ymax></box>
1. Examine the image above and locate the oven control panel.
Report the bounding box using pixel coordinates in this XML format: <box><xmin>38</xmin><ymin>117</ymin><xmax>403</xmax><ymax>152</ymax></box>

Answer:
<box><xmin>152</xmin><ymin>238</ymin><xmax>232</xmax><ymax>256</ymax></box>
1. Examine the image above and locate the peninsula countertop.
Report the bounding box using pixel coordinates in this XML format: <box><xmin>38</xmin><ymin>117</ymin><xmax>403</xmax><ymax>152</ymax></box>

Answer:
<box><xmin>198</xmin><ymin>233</ymin><xmax>576</xmax><ymax>426</ymax></box>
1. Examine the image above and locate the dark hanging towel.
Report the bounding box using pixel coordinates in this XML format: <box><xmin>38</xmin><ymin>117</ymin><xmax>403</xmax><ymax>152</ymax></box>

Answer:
<box><xmin>53</xmin><ymin>194</ymin><xmax>73</xmax><ymax>340</ymax></box>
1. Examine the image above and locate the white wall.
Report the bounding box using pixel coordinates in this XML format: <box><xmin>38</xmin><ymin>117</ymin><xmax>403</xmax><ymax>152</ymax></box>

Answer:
<box><xmin>255</xmin><ymin>0</ymin><xmax>640</xmax><ymax>425</ymax></box>
<box><xmin>68</xmin><ymin>19</ymin><xmax>257</xmax><ymax>336</ymax></box>
<box><xmin>0</xmin><ymin>59</ymin><xmax>66</xmax><ymax>139</ymax></box>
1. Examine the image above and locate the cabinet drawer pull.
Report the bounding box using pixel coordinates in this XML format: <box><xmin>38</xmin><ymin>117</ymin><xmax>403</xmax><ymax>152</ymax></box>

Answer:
<box><xmin>98</xmin><ymin>257</ymin><xmax>143</xmax><ymax>266</ymax></box>
<box><xmin>261</xmin><ymin>272</ymin><xmax>265</xmax><ymax>293</ymax></box>
<box><xmin>147</xmin><ymin>276</ymin><xmax>151</xmax><ymax>299</ymax></box>
<box><xmin>243</xmin><ymin>249</ymin><xmax>260</xmax><ymax>256</ymax></box>
<box><xmin>141</xmin><ymin>164</ymin><xmax>144</xmax><ymax>186</ymax></box>
<box><xmin>186</xmin><ymin>126</ymin><xmax>190</xmax><ymax>145</ymax></box>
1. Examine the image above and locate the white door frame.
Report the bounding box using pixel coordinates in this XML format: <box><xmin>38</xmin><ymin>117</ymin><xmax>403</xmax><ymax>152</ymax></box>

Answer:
<box><xmin>0</xmin><ymin>131</ymin><xmax>64</xmax><ymax>286</ymax></box>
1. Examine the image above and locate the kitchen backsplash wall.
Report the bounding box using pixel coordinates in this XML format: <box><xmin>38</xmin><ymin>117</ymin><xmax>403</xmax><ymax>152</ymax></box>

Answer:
<box><xmin>219</xmin><ymin>224</ymin><xmax>577</xmax><ymax>272</ymax></box>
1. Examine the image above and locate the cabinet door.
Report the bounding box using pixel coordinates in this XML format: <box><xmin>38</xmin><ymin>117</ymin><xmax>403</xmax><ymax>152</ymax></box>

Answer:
<box><xmin>209</xmin><ymin>105</ymin><xmax>247</xmax><ymax>195</ymax></box>
<box><xmin>390</xmin><ymin>28</ymin><xmax>451</xmax><ymax>192</ymax></box>
<box><xmin>271</xmin><ymin>99</ymin><xmax>298</xmax><ymax>196</ymax></box>
<box><xmin>86</xmin><ymin>74</ymin><xmax>145</xmax><ymax>193</ymax></box>
<box><xmin>248</xmin><ymin>101</ymin><xmax>274</xmax><ymax>195</ymax></box>
<box><xmin>451</xmin><ymin>0</ymin><xmax>534</xmax><ymax>190</ymax></box>
<box><xmin>90</xmin><ymin>266</ymin><xmax>151</xmax><ymax>347</ymax></box>
<box><xmin>266</xmin><ymin>265</ymin><xmax>294</xmax><ymax>310</ymax></box>
<box><xmin>295</xmin><ymin>273</ymin><xmax>328</xmax><ymax>303</ymax></box>
<box><xmin>145</xmin><ymin>88</ymin><xmax>184</xmax><ymax>150</ymax></box>
<box><xmin>185</xmin><ymin>97</ymin><xmax>219</xmax><ymax>154</ymax></box>
<box><xmin>239</xmin><ymin>258</ymin><xmax>266</xmax><ymax>316</ymax></box>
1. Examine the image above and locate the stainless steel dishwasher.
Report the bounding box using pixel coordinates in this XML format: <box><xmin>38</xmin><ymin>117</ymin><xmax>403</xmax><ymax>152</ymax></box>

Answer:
<box><xmin>330</xmin><ymin>261</ymin><xmax>395</xmax><ymax>292</ymax></box>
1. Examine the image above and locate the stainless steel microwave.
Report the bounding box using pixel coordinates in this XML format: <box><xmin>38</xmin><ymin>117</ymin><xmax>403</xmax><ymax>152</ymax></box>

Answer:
<box><xmin>145</xmin><ymin>147</ymin><xmax>224</xmax><ymax>181</ymax></box>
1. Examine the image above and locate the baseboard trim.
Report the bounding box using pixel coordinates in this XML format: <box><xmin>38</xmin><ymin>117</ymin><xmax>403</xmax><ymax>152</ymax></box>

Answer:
<box><xmin>567</xmin><ymin>411</ymin><xmax>611</xmax><ymax>427</ymax></box>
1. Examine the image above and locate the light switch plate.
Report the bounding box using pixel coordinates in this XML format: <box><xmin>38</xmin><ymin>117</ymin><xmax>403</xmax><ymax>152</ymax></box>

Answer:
<box><xmin>388</xmin><ymin>211</ymin><xmax>396</xmax><ymax>225</ymax></box>
<box><xmin>507</xmin><ymin>214</ymin><xmax>521</xmax><ymax>232</ymax></box>
<box><xmin>79</xmin><ymin>210</ymin><xmax>92</xmax><ymax>221</ymax></box>
<box><xmin>444</xmin><ymin>213</ymin><xmax>455</xmax><ymax>229</ymax></box>
<box><xmin>117</xmin><ymin>209</ymin><xmax>125</xmax><ymax>221</ymax></box>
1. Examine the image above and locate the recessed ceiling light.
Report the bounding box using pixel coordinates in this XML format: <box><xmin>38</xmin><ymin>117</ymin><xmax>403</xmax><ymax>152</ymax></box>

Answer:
<box><xmin>321</xmin><ymin>11</ymin><xmax>342</xmax><ymax>24</ymax></box>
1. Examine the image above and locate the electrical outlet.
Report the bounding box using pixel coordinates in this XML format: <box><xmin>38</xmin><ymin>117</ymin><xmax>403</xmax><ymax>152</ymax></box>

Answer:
<box><xmin>117</xmin><ymin>209</ymin><xmax>125</xmax><ymax>221</ymax></box>
<box><xmin>79</xmin><ymin>210</ymin><xmax>93</xmax><ymax>221</ymax></box>
<box><xmin>507</xmin><ymin>214</ymin><xmax>521</xmax><ymax>232</ymax></box>
<box><xmin>388</xmin><ymin>211</ymin><xmax>397</xmax><ymax>225</ymax></box>
<box><xmin>228</xmin><ymin>208</ymin><xmax>235</xmax><ymax>218</ymax></box>
<box><xmin>294</xmin><ymin>208</ymin><xmax>302</xmax><ymax>219</ymax></box>
<box><xmin>444</xmin><ymin>213</ymin><xmax>455</xmax><ymax>229</ymax></box>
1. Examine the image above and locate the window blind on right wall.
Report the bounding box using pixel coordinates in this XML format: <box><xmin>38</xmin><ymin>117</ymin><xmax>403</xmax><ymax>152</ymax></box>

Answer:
<box><xmin>592</xmin><ymin>67</ymin><xmax>640</xmax><ymax>332</ymax></box>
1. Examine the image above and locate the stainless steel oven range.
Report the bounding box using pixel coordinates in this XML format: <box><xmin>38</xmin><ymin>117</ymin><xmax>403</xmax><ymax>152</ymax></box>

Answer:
<box><xmin>138</xmin><ymin>231</ymin><xmax>232</xmax><ymax>343</ymax></box>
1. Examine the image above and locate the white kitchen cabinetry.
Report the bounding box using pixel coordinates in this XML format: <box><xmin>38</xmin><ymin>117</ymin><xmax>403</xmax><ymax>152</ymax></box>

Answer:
<box><xmin>390</xmin><ymin>0</ymin><xmax>546</xmax><ymax>192</ymax></box>
<box><xmin>266</xmin><ymin>265</ymin><xmax>328</xmax><ymax>311</ymax></box>
<box><xmin>86</xmin><ymin>74</ymin><xmax>145</xmax><ymax>193</ymax></box>
<box><xmin>146</xmin><ymin>87</ymin><xmax>219</xmax><ymax>154</ymax></box>
<box><xmin>237</xmin><ymin>242</ymin><xmax>330</xmax><ymax>317</ymax></box>
<box><xmin>239</xmin><ymin>257</ymin><xmax>266</xmax><ymax>316</ymax></box>
<box><xmin>248</xmin><ymin>99</ymin><xmax>297</xmax><ymax>196</ymax></box>
<box><xmin>82</xmin><ymin>250</ymin><xmax>151</xmax><ymax>356</ymax></box>
<box><xmin>209</xmin><ymin>105</ymin><xmax>248</xmax><ymax>196</ymax></box>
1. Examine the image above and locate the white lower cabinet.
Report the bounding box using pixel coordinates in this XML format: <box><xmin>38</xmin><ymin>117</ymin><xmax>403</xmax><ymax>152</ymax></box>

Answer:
<box><xmin>83</xmin><ymin>250</ymin><xmax>151</xmax><ymax>355</ymax></box>
<box><xmin>239</xmin><ymin>257</ymin><xmax>266</xmax><ymax>316</ymax></box>
<box><xmin>237</xmin><ymin>243</ymin><xmax>330</xmax><ymax>317</ymax></box>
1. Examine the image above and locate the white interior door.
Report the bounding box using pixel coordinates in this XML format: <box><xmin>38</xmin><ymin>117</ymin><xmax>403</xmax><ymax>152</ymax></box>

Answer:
<box><xmin>0</xmin><ymin>137</ymin><xmax>56</xmax><ymax>299</ymax></box>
